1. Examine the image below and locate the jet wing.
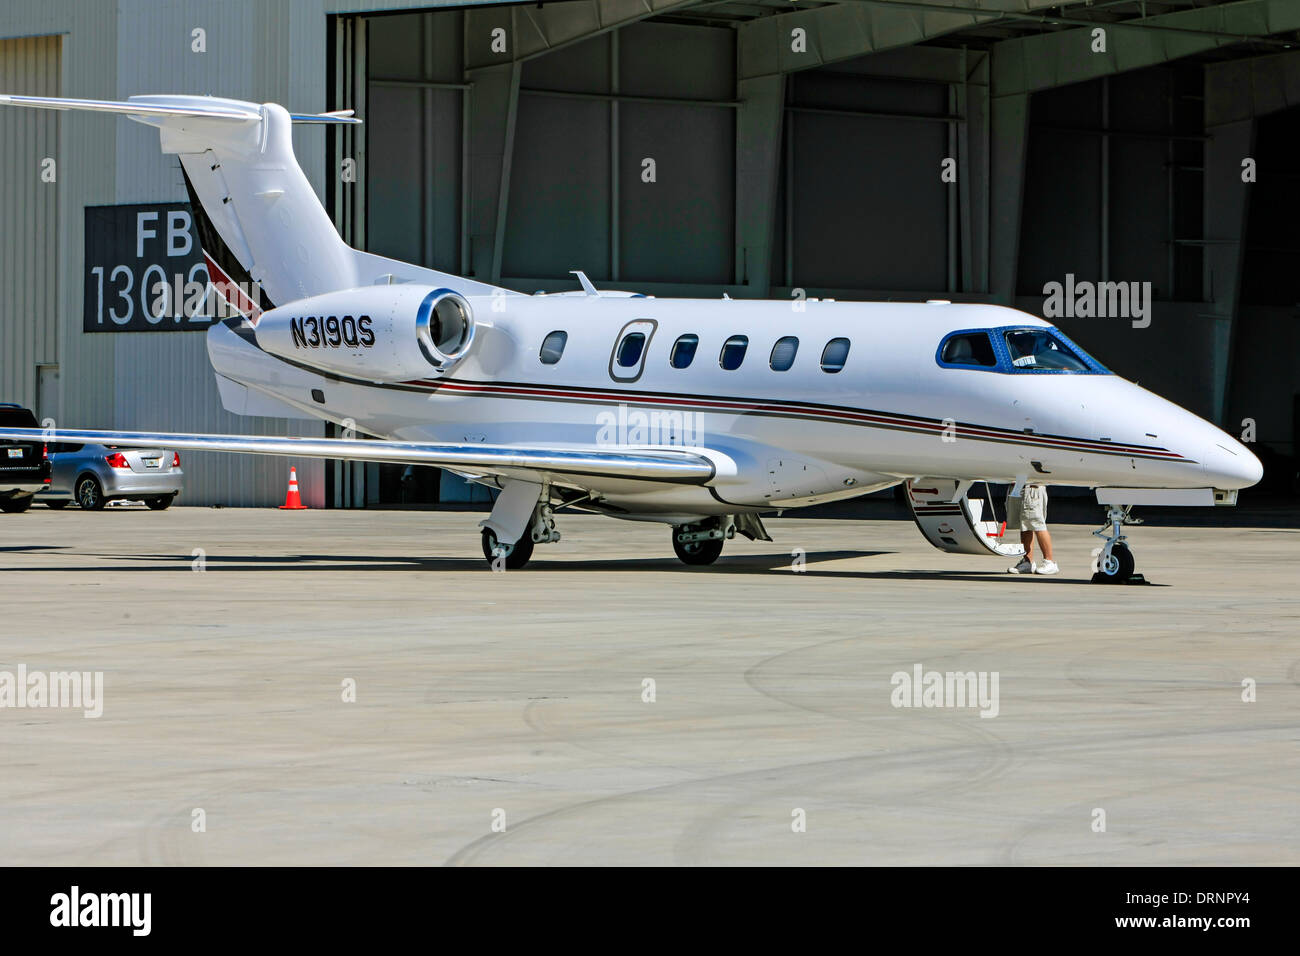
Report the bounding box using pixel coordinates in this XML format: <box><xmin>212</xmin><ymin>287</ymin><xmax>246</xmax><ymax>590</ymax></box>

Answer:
<box><xmin>0</xmin><ymin>428</ymin><xmax>714</xmax><ymax>485</ymax></box>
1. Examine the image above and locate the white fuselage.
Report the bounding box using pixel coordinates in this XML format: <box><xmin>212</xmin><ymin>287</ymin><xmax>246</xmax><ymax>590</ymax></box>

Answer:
<box><xmin>209</xmin><ymin>295</ymin><xmax>1261</xmax><ymax>522</ymax></box>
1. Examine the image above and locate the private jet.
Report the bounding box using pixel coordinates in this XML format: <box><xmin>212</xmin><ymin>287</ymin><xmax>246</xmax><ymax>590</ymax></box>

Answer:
<box><xmin>0</xmin><ymin>93</ymin><xmax>1263</xmax><ymax>579</ymax></box>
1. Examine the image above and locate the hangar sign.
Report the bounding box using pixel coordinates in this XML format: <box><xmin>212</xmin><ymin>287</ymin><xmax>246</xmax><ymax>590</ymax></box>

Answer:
<box><xmin>83</xmin><ymin>203</ymin><xmax>214</xmax><ymax>332</ymax></box>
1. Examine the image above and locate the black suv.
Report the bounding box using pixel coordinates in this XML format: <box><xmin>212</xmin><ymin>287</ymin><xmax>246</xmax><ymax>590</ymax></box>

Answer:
<box><xmin>0</xmin><ymin>404</ymin><xmax>52</xmax><ymax>513</ymax></box>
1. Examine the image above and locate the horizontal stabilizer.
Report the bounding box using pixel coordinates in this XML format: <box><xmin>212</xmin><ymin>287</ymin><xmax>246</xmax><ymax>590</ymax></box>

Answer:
<box><xmin>0</xmin><ymin>93</ymin><xmax>258</xmax><ymax>121</ymax></box>
<box><xmin>288</xmin><ymin>109</ymin><xmax>362</xmax><ymax>125</ymax></box>
<box><xmin>0</xmin><ymin>94</ymin><xmax>361</xmax><ymax>125</ymax></box>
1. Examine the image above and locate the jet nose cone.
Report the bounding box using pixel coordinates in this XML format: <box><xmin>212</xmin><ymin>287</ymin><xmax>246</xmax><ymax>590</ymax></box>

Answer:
<box><xmin>1204</xmin><ymin>437</ymin><xmax>1264</xmax><ymax>489</ymax></box>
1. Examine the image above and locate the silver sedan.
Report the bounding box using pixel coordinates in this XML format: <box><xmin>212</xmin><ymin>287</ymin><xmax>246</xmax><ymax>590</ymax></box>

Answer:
<box><xmin>38</xmin><ymin>442</ymin><xmax>184</xmax><ymax>510</ymax></box>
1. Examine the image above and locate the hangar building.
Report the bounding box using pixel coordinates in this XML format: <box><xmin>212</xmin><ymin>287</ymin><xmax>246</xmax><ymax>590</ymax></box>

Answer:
<box><xmin>1</xmin><ymin>0</ymin><xmax>1297</xmax><ymax>506</ymax></box>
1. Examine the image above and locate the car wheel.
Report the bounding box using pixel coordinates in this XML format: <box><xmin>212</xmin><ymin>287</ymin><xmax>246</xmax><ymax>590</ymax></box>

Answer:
<box><xmin>145</xmin><ymin>495</ymin><xmax>175</xmax><ymax>511</ymax></box>
<box><xmin>0</xmin><ymin>496</ymin><xmax>34</xmax><ymax>514</ymax></box>
<box><xmin>76</xmin><ymin>476</ymin><xmax>106</xmax><ymax>511</ymax></box>
<box><xmin>44</xmin><ymin>500</ymin><xmax>71</xmax><ymax>510</ymax></box>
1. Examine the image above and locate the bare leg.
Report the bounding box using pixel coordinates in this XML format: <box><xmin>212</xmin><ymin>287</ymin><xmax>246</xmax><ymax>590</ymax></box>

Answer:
<box><xmin>1020</xmin><ymin>530</ymin><xmax>1035</xmax><ymax>561</ymax></box>
<box><xmin>1035</xmin><ymin>529</ymin><xmax>1054</xmax><ymax>562</ymax></box>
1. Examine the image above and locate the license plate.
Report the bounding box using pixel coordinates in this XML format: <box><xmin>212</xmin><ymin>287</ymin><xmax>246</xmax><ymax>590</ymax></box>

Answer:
<box><xmin>143</xmin><ymin>457</ymin><xmax>162</xmax><ymax>468</ymax></box>
<box><xmin>6</xmin><ymin>448</ymin><xmax>21</xmax><ymax>458</ymax></box>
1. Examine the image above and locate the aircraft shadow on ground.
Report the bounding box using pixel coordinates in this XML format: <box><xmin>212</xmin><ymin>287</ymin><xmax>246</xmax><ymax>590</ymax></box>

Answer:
<box><xmin>0</xmin><ymin>548</ymin><xmax>1166</xmax><ymax>583</ymax></box>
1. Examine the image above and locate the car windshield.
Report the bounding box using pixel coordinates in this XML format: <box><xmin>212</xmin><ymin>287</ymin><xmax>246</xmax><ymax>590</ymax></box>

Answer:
<box><xmin>1003</xmin><ymin>329</ymin><xmax>1091</xmax><ymax>372</ymax></box>
<box><xmin>0</xmin><ymin>407</ymin><xmax>38</xmax><ymax>427</ymax></box>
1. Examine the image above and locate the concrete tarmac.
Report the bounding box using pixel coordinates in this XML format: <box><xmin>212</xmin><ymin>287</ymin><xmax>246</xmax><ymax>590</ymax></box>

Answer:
<box><xmin>0</xmin><ymin>505</ymin><xmax>1297</xmax><ymax>865</ymax></box>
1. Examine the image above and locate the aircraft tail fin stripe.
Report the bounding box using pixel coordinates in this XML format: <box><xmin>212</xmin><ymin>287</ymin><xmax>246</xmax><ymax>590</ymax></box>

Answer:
<box><xmin>179</xmin><ymin>162</ymin><xmax>273</xmax><ymax>322</ymax></box>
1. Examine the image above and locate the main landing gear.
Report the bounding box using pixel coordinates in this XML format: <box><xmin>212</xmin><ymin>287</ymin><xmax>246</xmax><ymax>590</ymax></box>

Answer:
<box><xmin>481</xmin><ymin>501</ymin><xmax>561</xmax><ymax>570</ymax></box>
<box><xmin>1091</xmin><ymin>503</ymin><xmax>1144</xmax><ymax>584</ymax></box>
<box><xmin>672</xmin><ymin>518</ymin><xmax>732</xmax><ymax>565</ymax></box>
<box><xmin>671</xmin><ymin>514</ymin><xmax>770</xmax><ymax>566</ymax></box>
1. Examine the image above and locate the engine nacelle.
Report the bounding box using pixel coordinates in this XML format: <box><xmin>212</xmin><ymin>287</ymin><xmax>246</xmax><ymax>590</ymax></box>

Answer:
<box><xmin>254</xmin><ymin>285</ymin><xmax>475</xmax><ymax>381</ymax></box>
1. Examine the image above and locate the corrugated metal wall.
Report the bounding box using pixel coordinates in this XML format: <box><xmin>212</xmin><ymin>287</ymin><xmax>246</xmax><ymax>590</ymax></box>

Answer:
<box><xmin>0</xmin><ymin>0</ymin><xmax>368</xmax><ymax>507</ymax></box>
<box><xmin>102</xmin><ymin>0</ymin><xmax>334</xmax><ymax>507</ymax></box>
<box><xmin>0</xmin><ymin>35</ymin><xmax>59</xmax><ymax>416</ymax></box>
<box><xmin>1</xmin><ymin>0</ymin><xmax>479</xmax><ymax>508</ymax></box>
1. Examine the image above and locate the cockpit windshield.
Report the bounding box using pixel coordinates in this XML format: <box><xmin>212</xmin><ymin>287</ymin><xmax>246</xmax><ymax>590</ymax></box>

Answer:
<box><xmin>1003</xmin><ymin>329</ymin><xmax>1091</xmax><ymax>372</ymax></box>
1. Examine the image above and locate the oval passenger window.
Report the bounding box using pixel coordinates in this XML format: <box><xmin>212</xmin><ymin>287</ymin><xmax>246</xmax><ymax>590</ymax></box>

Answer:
<box><xmin>820</xmin><ymin>337</ymin><xmax>850</xmax><ymax>373</ymax></box>
<box><xmin>770</xmin><ymin>336</ymin><xmax>799</xmax><ymax>371</ymax></box>
<box><xmin>720</xmin><ymin>335</ymin><xmax>749</xmax><ymax>371</ymax></box>
<box><xmin>617</xmin><ymin>332</ymin><xmax>646</xmax><ymax>368</ymax></box>
<box><xmin>540</xmin><ymin>330</ymin><xmax>567</xmax><ymax>365</ymax></box>
<box><xmin>671</xmin><ymin>334</ymin><xmax>699</xmax><ymax>369</ymax></box>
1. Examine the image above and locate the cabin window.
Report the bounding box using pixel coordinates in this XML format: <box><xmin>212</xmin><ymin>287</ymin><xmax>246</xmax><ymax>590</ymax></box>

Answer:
<box><xmin>720</xmin><ymin>335</ymin><xmax>749</xmax><ymax>371</ymax></box>
<box><xmin>820</xmin><ymin>337</ymin><xmax>851</xmax><ymax>373</ymax></box>
<box><xmin>539</xmin><ymin>330</ymin><xmax>567</xmax><ymax>365</ymax></box>
<box><xmin>770</xmin><ymin>336</ymin><xmax>799</xmax><ymax>371</ymax></box>
<box><xmin>939</xmin><ymin>332</ymin><xmax>997</xmax><ymax>368</ymax></box>
<box><xmin>616</xmin><ymin>332</ymin><xmax>646</xmax><ymax>368</ymax></box>
<box><xmin>670</xmin><ymin>334</ymin><xmax>699</xmax><ymax>369</ymax></box>
<box><xmin>609</xmin><ymin>319</ymin><xmax>657</xmax><ymax>382</ymax></box>
<box><xmin>1003</xmin><ymin>329</ymin><xmax>1091</xmax><ymax>372</ymax></box>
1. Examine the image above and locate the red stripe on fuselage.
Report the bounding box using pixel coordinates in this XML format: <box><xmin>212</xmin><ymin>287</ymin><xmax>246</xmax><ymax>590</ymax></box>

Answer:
<box><xmin>395</xmin><ymin>377</ymin><xmax>1188</xmax><ymax>462</ymax></box>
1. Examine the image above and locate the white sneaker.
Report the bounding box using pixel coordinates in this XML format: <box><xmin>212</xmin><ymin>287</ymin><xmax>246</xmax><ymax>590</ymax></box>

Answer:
<box><xmin>1008</xmin><ymin>557</ymin><xmax>1034</xmax><ymax>574</ymax></box>
<box><xmin>1035</xmin><ymin>560</ymin><xmax>1060</xmax><ymax>575</ymax></box>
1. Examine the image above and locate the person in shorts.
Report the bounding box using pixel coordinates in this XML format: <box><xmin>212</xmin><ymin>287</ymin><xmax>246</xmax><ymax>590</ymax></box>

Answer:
<box><xmin>1006</xmin><ymin>483</ymin><xmax>1058</xmax><ymax>575</ymax></box>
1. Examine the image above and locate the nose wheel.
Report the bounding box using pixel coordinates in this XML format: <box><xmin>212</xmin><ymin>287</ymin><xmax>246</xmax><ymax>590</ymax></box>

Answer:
<box><xmin>1094</xmin><ymin>540</ymin><xmax>1135</xmax><ymax>583</ymax></box>
<box><xmin>1091</xmin><ymin>504</ymin><xmax>1143</xmax><ymax>584</ymax></box>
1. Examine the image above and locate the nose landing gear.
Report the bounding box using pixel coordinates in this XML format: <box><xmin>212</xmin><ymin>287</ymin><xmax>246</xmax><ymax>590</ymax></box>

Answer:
<box><xmin>1091</xmin><ymin>504</ymin><xmax>1144</xmax><ymax>584</ymax></box>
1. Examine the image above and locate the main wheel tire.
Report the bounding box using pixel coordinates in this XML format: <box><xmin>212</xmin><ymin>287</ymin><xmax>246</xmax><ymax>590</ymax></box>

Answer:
<box><xmin>481</xmin><ymin>528</ymin><xmax>534</xmax><ymax>569</ymax></box>
<box><xmin>672</xmin><ymin>529</ymin><xmax>724</xmax><ymax>566</ymax></box>
<box><xmin>0</xmin><ymin>496</ymin><xmax>33</xmax><ymax>514</ymax></box>
<box><xmin>44</xmin><ymin>500</ymin><xmax>71</xmax><ymax>510</ymax></box>
<box><xmin>145</xmin><ymin>495</ymin><xmax>175</xmax><ymax>511</ymax></box>
<box><xmin>1096</xmin><ymin>541</ymin><xmax>1135</xmax><ymax>584</ymax></box>
<box><xmin>76</xmin><ymin>476</ymin><xmax>107</xmax><ymax>511</ymax></box>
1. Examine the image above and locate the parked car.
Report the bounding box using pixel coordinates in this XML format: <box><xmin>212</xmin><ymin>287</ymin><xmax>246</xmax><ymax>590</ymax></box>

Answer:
<box><xmin>39</xmin><ymin>442</ymin><xmax>183</xmax><ymax>510</ymax></box>
<box><xmin>0</xmin><ymin>404</ymin><xmax>52</xmax><ymax>513</ymax></box>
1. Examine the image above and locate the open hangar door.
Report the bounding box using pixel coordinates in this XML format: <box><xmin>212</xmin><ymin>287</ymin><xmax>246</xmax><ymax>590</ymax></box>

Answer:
<box><xmin>324</xmin><ymin>3</ymin><xmax>961</xmax><ymax>507</ymax></box>
<box><xmin>325</xmin><ymin>0</ymin><xmax>1300</xmax><ymax>507</ymax></box>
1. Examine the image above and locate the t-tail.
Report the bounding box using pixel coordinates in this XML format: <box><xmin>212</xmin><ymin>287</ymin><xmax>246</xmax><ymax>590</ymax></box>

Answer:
<box><xmin>0</xmin><ymin>93</ymin><xmax>506</xmax><ymax>320</ymax></box>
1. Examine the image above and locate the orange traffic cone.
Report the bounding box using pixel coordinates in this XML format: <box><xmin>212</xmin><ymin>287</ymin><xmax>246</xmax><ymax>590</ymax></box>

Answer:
<box><xmin>279</xmin><ymin>466</ymin><xmax>308</xmax><ymax>510</ymax></box>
